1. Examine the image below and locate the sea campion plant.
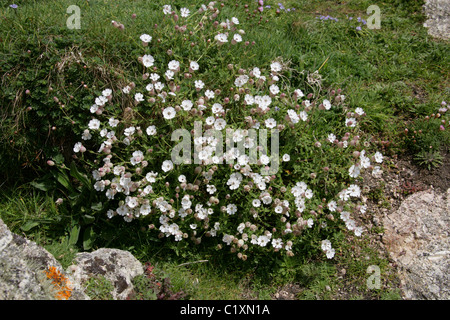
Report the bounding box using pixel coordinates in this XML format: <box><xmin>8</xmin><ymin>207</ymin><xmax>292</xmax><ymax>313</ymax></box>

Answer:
<box><xmin>70</xmin><ymin>2</ymin><xmax>385</xmax><ymax>261</ymax></box>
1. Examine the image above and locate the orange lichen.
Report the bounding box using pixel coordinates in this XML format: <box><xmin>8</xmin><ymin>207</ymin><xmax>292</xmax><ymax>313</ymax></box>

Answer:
<box><xmin>44</xmin><ymin>266</ymin><xmax>73</xmax><ymax>300</ymax></box>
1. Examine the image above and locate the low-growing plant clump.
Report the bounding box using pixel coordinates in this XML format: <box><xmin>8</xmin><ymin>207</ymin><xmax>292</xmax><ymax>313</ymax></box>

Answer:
<box><xmin>63</xmin><ymin>2</ymin><xmax>387</xmax><ymax>263</ymax></box>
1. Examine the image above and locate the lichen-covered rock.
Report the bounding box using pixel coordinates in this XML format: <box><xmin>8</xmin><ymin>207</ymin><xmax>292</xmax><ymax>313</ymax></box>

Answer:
<box><xmin>0</xmin><ymin>219</ymin><xmax>89</xmax><ymax>300</ymax></box>
<box><xmin>423</xmin><ymin>0</ymin><xmax>450</xmax><ymax>40</ymax></box>
<box><xmin>67</xmin><ymin>248</ymin><xmax>144</xmax><ymax>300</ymax></box>
<box><xmin>382</xmin><ymin>188</ymin><xmax>450</xmax><ymax>299</ymax></box>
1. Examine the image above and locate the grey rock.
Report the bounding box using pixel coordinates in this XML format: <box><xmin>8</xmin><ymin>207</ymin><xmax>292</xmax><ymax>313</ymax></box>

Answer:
<box><xmin>0</xmin><ymin>218</ymin><xmax>89</xmax><ymax>300</ymax></box>
<box><xmin>382</xmin><ymin>188</ymin><xmax>450</xmax><ymax>299</ymax></box>
<box><xmin>67</xmin><ymin>248</ymin><xmax>144</xmax><ymax>300</ymax></box>
<box><xmin>423</xmin><ymin>0</ymin><xmax>450</xmax><ymax>40</ymax></box>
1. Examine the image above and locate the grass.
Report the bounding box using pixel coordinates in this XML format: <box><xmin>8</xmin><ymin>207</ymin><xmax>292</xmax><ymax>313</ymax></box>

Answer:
<box><xmin>0</xmin><ymin>0</ymin><xmax>447</xmax><ymax>300</ymax></box>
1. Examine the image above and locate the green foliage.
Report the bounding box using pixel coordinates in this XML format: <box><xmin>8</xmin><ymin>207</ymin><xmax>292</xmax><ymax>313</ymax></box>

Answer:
<box><xmin>1</xmin><ymin>0</ymin><xmax>447</xmax><ymax>300</ymax></box>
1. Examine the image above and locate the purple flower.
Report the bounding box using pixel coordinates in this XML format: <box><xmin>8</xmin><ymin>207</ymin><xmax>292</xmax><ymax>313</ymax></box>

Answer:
<box><xmin>356</xmin><ymin>26</ymin><xmax>362</xmax><ymax>31</ymax></box>
<box><xmin>258</xmin><ymin>6</ymin><xmax>264</xmax><ymax>12</ymax></box>
<box><xmin>9</xmin><ymin>4</ymin><xmax>18</xmax><ymax>9</ymax></box>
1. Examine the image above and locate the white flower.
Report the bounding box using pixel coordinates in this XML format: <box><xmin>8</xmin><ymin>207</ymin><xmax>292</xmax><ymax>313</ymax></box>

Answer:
<box><xmin>88</xmin><ymin>119</ymin><xmax>101</xmax><ymax>130</ymax></box>
<box><xmin>327</xmin><ymin>201</ymin><xmax>337</xmax><ymax>212</ymax></box>
<box><xmin>323</xmin><ymin>99</ymin><xmax>331</xmax><ymax>110</ymax></box>
<box><xmin>354</xmin><ymin>226</ymin><xmax>364</xmax><ymax>237</ymax></box>
<box><xmin>355</xmin><ymin>107</ymin><xmax>365</xmax><ymax>116</ymax></box>
<box><xmin>140</xmin><ymin>34</ymin><xmax>152</xmax><ymax>43</ymax></box>
<box><xmin>130</xmin><ymin>150</ymin><xmax>144</xmax><ymax>166</ymax></box>
<box><xmin>145</xmin><ymin>84</ymin><xmax>154</xmax><ymax>92</ymax></box>
<box><xmin>345</xmin><ymin>117</ymin><xmax>356</xmax><ymax>127</ymax></box>
<box><xmin>190</xmin><ymin>61</ymin><xmax>199</xmax><ymax>71</ymax></box>
<box><xmin>307</xmin><ymin>218</ymin><xmax>314</xmax><ymax>228</ymax></box>
<box><xmin>299</xmin><ymin>111</ymin><xmax>308</xmax><ymax>121</ymax></box>
<box><xmin>252</xmin><ymin>67</ymin><xmax>261</xmax><ymax>78</ymax></box>
<box><xmin>212</xmin><ymin>103</ymin><xmax>223</xmax><ymax>115</ymax></box>
<box><xmin>327</xmin><ymin>133</ymin><xmax>336</xmax><ymax>143</ymax></box>
<box><xmin>269</xmin><ymin>84</ymin><xmax>280</xmax><ymax>95</ymax></box>
<box><xmin>234</xmin><ymin>75</ymin><xmax>249</xmax><ymax>87</ymax></box>
<box><xmin>109</xmin><ymin>117</ymin><xmax>119</xmax><ymax>127</ymax></box>
<box><xmin>181</xmin><ymin>100</ymin><xmax>193</xmax><ymax>111</ymax></box>
<box><xmin>122</xmin><ymin>86</ymin><xmax>131</xmax><ymax>94</ymax></box>
<box><xmin>102</xmin><ymin>89</ymin><xmax>112</xmax><ymax>97</ymax></box>
<box><xmin>360</xmin><ymin>155</ymin><xmax>371</xmax><ymax>169</ymax></box>
<box><xmin>163</xmin><ymin>4</ymin><xmax>172</xmax><ymax>15</ymax></box>
<box><xmin>194</xmin><ymin>80</ymin><xmax>205</xmax><ymax>90</ymax></box>
<box><xmin>95</xmin><ymin>95</ymin><xmax>108</xmax><ymax>107</ymax></box>
<box><xmin>161</xmin><ymin>160</ymin><xmax>174</xmax><ymax>172</ymax></box>
<box><xmin>231</xmin><ymin>17</ymin><xmax>239</xmax><ymax>25</ymax></box>
<box><xmin>270</xmin><ymin>61</ymin><xmax>282</xmax><ymax>72</ymax></box>
<box><xmin>154</xmin><ymin>82</ymin><xmax>164</xmax><ymax>91</ymax></box>
<box><xmin>205</xmin><ymin>89</ymin><xmax>215</xmax><ymax>99</ymax></box>
<box><xmin>90</xmin><ymin>104</ymin><xmax>98</xmax><ymax>113</ymax></box>
<box><xmin>282</xmin><ymin>154</ymin><xmax>290</xmax><ymax>162</ymax></box>
<box><xmin>321</xmin><ymin>240</ymin><xmax>332</xmax><ymax>252</ymax></box>
<box><xmin>260</xmin><ymin>154</ymin><xmax>270</xmax><ymax>165</ymax></box>
<box><xmin>215</xmin><ymin>33</ymin><xmax>228</xmax><ymax>43</ymax></box>
<box><xmin>73</xmin><ymin>142</ymin><xmax>83</xmax><ymax>153</ymax></box>
<box><xmin>340</xmin><ymin>211</ymin><xmax>351</xmax><ymax>222</ymax></box>
<box><xmin>140</xmin><ymin>204</ymin><xmax>151</xmax><ymax>216</ymax></box>
<box><xmin>252</xmin><ymin>199</ymin><xmax>261</xmax><ymax>207</ymax></box>
<box><xmin>257</xmin><ymin>235</ymin><xmax>270</xmax><ymax>247</ymax></box>
<box><xmin>82</xmin><ymin>129</ymin><xmax>92</xmax><ymax>140</ymax></box>
<box><xmin>294</xmin><ymin>89</ymin><xmax>304</xmax><ymax>98</ymax></box>
<box><xmin>146</xmin><ymin>125</ymin><xmax>156</xmax><ymax>136</ymax></box>
<box><xmin>163</xmin><ymin>106</ymin><xmax>176</xmax><ymax>119</ymax></box>
<box><xmin>349</xmin><ymin>164</ymin><xmax>361</xmax><ymax>178</ymax></box>
<box><xmin>287</xmin><ymin>109</ymin><xmax>299</xmax><ymax>123</ymax></box>
<box><xmin>374</xmin><ymin>151</ymin><xmax>384</xmax><ymax>163</ymax></box>
<box><xmin>165</xmin><ymin>70</ymin><xmax>175</xmax><ymax>80</ymax></box>
<box><xmin>372</xmin><ymin>166</ymin><xmax>383</xmax><ymax>178</ymax></box>
<box><xmin>168</xmin><ymin>60</ymin><xmax>180</xmax><ymax>71</ymax></box>
<box><xmin>214</xmin><ymin>118</ymin><xmax>227</xmax><ymax>130</ymax></box>
<box><xmin>150</xmin><ymin>73</ymin><xmax>160</xmax><ymax>82</ymax></box>
<box><xmin>180</xmin><ymin>7</ymin><xmax>190</xmax><ymax>17</ymax></box>
<box><xmin>265</xmin><ymin>118</ymin><xmax>276</xmax><ymax>129</ymax></box>
<box><xmin>142</xmin><ymin>54</ymin><xmax>155</xmax><ymax>68</ymax></box>
<box><xmin>272</xmin><ymin>238</ymin><xmax>283</xmax><ymax>249</ymax></box>
<box><xmin>205</xmin><ymin>116</ymin><xmax>215</xmax><ymax>126</ymax></box>
<box><xmin>135</xmin><ymin>93</ymin><xmax>144</xmax><ymax>102</ymax></box>
<box><xmin>325</xmin><ymin>248</ymin><xmax>335</xmax><ymax>259</ymax></box>
<box><xmin>206</xmin><ymin>185</ymin><xmax>216</xmax><ymax>194</ymax></box>
<box><xmin>347</xmin><ymin>184</ymin><xmax>361</xmax><ymax>197</ymax></box>
<box><xmin>124</xmin><ymin>126</ymin><xmax>135</xmax><ymax>137</ymax></box>
<box><xmin>226</xmin><ymin>204</ymin><xmax>237</xmax><ymax>215</ymax></box>
<box><xmin>233</xmin><ymin>34</ymin><xmax>242</xmax><ymax>43</ymax></box>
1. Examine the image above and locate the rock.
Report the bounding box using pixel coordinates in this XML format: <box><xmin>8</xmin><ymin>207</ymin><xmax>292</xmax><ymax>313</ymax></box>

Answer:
<box><xmin>382</xmin><ymin>188</ymin><xmax>449</xmax><ymax>299</ymax></box>
<box><xmin>423</xmin><ymin>0</ymin><xmax>450</xmax><ymax>40</ymax></box>
<box><xmin>67</xmin><ymin>248</ymin><xmax>144</xmax><ymax>300</ymax></box>
<box><xmin>0</xmin><ymin>218</ymin><xmax>88</xmax><ymax>300</ymax></box>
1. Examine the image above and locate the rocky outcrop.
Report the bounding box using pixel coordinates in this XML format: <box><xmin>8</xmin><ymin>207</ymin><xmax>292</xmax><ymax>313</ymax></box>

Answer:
<box><xmin>0</xmin><ymin>218</ymin><xmax>88</xmax><ymax>300</ymax></box>
<box><xmin>423</xmin><ymin>0</ymin><xmax>450</xmax><ymax>40</ymax></box>
<box><xmin>382</xmin><ymin>188</ymin><xmax>449</xmax><ymax>299</ymax></box>
<box><xmin>67</xmin><ymin>248</ymin><xmax>144</xmax><ymax>300</ymax></box>
<box><xmin>0</xmin><ymin>218</ymin><xmax>143</xmax><ymax>300</ymax></box>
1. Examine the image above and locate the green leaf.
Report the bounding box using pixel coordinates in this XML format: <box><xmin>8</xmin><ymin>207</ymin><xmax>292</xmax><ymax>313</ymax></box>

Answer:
<box><xmin>82</xmin><ymin>214</ymin><xmax>95</xmax><ymax>225</ymax></box>
<box><xmin>83</xmin><ymin>226</ymin><xmax>96</xmax><ymax>250</ymax></box>
<box><xmin>21</xmin><ymin>220</ymin><xmax>40</xmax><ymax>232</ymax></box>
<box><xmin>70</xmin><ymin>162</ymin><xmax>92</xmax><ymax>190</ymax></box>
<box><xmin>30</xmin><ymin>180</ymin><xmax>53</xmax><ymax>191</ymax></box>
<box><xmin>90</xmin><ymin>202</ymin><xmax>103</xmax><ymax>212</ymax></box>
<box><xmin>69</xmin><ymin>225</ymin><xmax>80</xmax><ymax>246</ymax></box>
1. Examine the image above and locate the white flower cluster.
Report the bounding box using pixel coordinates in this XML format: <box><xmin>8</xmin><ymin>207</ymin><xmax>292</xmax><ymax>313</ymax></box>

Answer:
<box><xmin>71</xmin><ymin>3</ymin><xmax>385</xmax><ymax>260</ymax></box>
